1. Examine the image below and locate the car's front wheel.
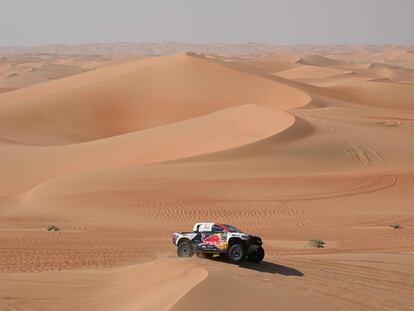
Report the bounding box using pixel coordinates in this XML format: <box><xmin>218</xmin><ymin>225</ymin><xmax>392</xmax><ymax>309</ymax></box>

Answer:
<box><xmin>228</xmin><ymin>244</ymin><xmax>246</xmax><ymax>263</ymax></box>
<box><xmin>177</xmin><ymin>241</ymin><xmax>194</xmax><ymax>257</ymax></box>
<box><xmin>247</xmin><ymin>246</ymin><xmax>265</xmax><ymax>263</ymax></box>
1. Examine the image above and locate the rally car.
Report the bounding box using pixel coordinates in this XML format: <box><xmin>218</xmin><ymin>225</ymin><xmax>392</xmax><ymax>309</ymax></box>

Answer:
<box><xmin>172</xmin><ymin>223</ymin><xmax>265</xmax><ymax>263</ymax></box>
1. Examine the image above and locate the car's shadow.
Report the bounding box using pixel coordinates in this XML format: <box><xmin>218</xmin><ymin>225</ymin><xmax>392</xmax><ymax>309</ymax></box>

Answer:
<box><xmin>211</xmin><ymin>257</ymin><xmax>304</xmax><ymax>276</ymax></box>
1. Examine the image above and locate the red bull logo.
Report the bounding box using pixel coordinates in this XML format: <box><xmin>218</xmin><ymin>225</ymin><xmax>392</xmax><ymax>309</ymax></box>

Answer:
<box><xmin>201</xmin><ymin>234</ymin><xmax>221</xmax><ymax>245</ymax></box>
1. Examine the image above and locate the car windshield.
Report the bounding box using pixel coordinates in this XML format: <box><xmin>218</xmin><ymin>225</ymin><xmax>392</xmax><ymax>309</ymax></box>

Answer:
<box><xmin>225</xmin><ymin>224</ymin><xmax>241</xmax><ymax>232</ymax></box>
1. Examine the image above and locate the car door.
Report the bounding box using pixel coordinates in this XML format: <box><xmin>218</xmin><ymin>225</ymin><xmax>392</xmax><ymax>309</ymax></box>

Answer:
<box><xmin>196</xmin><ymin>224</ymin><xmax>227</xmax><ymax>251</ymax></box>
<box><xmin>211</xmin><ymin>225</ymin><xmax>228</xmax><ymax>251</ymax></box>
<box><xmin>194</xmin><ymin>224</ymin><xmax>213</xmax><ymax>251</ymax></box>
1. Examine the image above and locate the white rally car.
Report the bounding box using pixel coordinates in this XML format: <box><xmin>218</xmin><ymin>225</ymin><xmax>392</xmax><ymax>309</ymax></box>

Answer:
<box><xmin>172</xmin><ymin>223</ymin><xmax>264</xmax><ymax>263</ymax></box>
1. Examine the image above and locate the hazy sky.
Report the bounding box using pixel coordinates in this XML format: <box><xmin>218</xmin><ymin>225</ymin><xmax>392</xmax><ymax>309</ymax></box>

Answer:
<box><xmin>1</xmin><ymin>0</ymin><xmax>413</xmax><ymax>46</ymax></box>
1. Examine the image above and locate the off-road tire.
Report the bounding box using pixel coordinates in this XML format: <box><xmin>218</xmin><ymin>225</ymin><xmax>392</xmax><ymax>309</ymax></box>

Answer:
<box><xmin>228</xmin><ymin>244</ymin><xmax>246</xmax><ymax>263</ymax></box>
<box><xmin>247</xmin><ymin>246</ymin><xmax>265</xmax><ymax>263</ymax></box>
<box><xmin>177</xmin><ymin>241</ymin><xmax>194</xmax><ymax>257</ymax></box>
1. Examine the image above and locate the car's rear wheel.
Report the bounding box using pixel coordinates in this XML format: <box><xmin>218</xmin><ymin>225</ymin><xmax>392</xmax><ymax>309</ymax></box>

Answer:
<box><xmin>177</xmin><ymin>241</ymin><xmax>194</xmax><ymax>257</ymax></box>
<box><xmin>247</xmin><ymin>246</ymin><xmax>265</xmax><ymax>263</ymax></box>
<box><xmin>228</xmin><ymin>244</ymin><xmax>246</xmax><ymax>263</ymax></box>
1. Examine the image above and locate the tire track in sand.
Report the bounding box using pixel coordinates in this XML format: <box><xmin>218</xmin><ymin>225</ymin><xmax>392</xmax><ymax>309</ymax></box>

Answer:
<box><xmin>343</xmin><ymin>142</ymin><xmax>385</xmax><ymax>167</ymax></box>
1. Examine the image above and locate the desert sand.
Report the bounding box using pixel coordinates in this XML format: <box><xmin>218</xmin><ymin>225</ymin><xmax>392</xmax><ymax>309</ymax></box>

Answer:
<box><xmin>0</xmin><ymin>45</ymin><xmax>414</xmax><ymax>311</ymax></box>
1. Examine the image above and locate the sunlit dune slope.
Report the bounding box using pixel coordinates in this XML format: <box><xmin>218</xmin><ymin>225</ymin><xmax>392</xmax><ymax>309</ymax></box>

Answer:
<box><xmin>0</xmin><ymin>53</ymin><xmax>309</xmax><ymax>146</ymax></box>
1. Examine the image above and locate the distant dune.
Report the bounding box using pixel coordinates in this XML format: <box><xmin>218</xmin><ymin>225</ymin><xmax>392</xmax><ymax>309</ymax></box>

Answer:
<box><xmin>274</xmin><ymin>65</ymin><xmax>352</xmax><ymax>80</ymax></box>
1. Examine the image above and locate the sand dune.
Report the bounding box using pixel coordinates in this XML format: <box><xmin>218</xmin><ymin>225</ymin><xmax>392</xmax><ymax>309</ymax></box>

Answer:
<box><xmin>0</xmin><ymin>55</ymin><xmax>135</xmax><ymax>92</ymax></box>
<box><xmin>319</xmin><ymin>79</ymin><xmax>414</xmax><ymax>109</ymax></box>
<box><xmin>172</xmin><ymin>253</ymin><xmax>414</xmax><ymax>311</ymax></box>
<box><xmin>0</xmin><ymin>47</ymin><xmax>413</xmax><ymax>311</ymax></box>
<box><xmin>0</xmin><ymin>259</ymin><xmax>207</xmax><ymax>311</ymax></box>
<box><xmin>1</xmin><ymin>254</ymin><xmax>413</xmax><ymax>311</ymax></box>
<box><xmin>0</xmin><ymin>53</ymin><xmax>310</xmax><ymax>196</ymax></box>
<box><xmin>0</xmin><ymin>53</ymin><xmax>309</xmax><ymax>145</ymax></box>
<box><xmin>235</xmin><ymin>52</ymin><xmax>300</xmax><ymax>73</ymax></box>
<box><xmin>274</xmin><ymin>64</ymin><xmax>352</xmax><ymax>80</ymax></box>
<box><xmin>329</xmin><ymin>47</ymin><xmax>414</xmax><ymax>69</ymax></box>
<box><xmin>297</xmin><ymin>54</ymin><xmax>347</xmax><ymax>67</ymax></box>
<box><xmin>0</xmin><ymin>104</ymin><xmax>294</xmax><ymax>196</ymax></box>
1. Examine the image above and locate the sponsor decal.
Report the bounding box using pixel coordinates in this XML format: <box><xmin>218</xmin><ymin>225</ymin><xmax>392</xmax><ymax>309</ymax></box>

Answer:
<box><xmin>198</xmin><ymin>233</ymin><xmax>228</xmax><ymax>250</ymax></box>
<box><xmin>198</xmin><ymin>223</ymin><xmax>213</xmax><ymax>232</ymax></box>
